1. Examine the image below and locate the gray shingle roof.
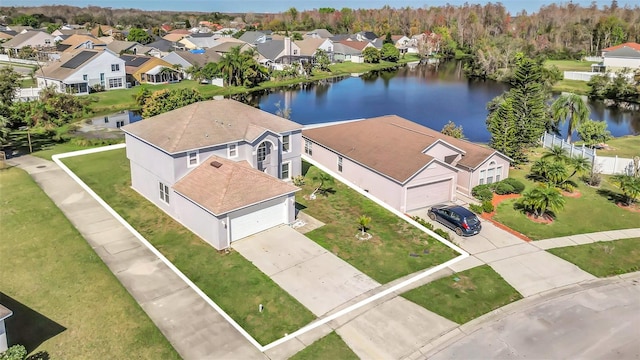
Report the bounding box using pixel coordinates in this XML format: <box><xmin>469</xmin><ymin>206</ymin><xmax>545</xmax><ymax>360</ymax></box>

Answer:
<box><xmin>256</xmin><ymin>40</ymin><xmax>284</xmax><ymax>61</ymax></box>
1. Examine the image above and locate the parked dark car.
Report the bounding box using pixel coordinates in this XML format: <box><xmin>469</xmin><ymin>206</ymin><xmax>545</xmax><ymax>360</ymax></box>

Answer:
<box><xmin>428</xmin><ymin>205</ymin><xmax>481</xmax><ymax>236</ymax></box>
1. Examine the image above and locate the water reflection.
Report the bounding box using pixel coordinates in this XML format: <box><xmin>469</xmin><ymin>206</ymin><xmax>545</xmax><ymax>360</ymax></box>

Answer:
<box><xmin>248</xmin><ymin>61</ymin><xmax>637</xmax><ymax>142</ymax></box>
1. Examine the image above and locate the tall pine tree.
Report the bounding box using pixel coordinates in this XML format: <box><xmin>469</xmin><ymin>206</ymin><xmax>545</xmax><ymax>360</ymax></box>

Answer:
<box><xmin>486</xmin><ymin>54</ymin><xmax>548</xmax><ymax>164</ymax></box>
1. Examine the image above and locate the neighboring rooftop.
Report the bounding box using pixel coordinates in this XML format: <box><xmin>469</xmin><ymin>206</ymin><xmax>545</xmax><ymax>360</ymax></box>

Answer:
<box><xmin>0</xmin><ymin>304</ymin><xmax>12</xmax><ymax>321</ymax></box>
<box><xmin>173</xmin><ymin>155</ymin><xmax>298</xmax><ymax>215</ymax></box>
<box><xmin>302</xmin><ymin>115</ymin><xmax>497</xmax><ymax>182</ymax></box>
<box><xmin>121</xmin><ymin>99</ymin><xmax>302</xmax><ymax>154</ymax></box>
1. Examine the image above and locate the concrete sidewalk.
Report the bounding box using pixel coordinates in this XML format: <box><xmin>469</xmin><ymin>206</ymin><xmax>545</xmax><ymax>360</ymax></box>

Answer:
<box><xmin>8</xmin><ymin>155</ymin><xmax>264</xmax><ymax>360</ymax></box>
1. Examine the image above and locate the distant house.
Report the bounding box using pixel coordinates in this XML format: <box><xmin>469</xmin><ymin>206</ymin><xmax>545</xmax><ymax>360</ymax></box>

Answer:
<box><xmin>145</xmin><ymin>38</ymin><xmax>176</xmax><ymax>58</ymax></box>
<box><xmin>335</xmin><ymin>41</ymin><xmax>375</xmax><ymax>63</ymax></box>
<box><xmin>239</xmin><ymin>30</ymin><xmax>271</xmax><ymax>45</ymax></box>
<box><xmin>0</xmin><ymin>304</ymin><xmax>12</xmax><ymax>352</ymax></box>
<box><xmin>353</xmin><ymin>31</ymin><xmax>378</xmax><ymax>42</ymax></box>
<box><xmin>106</xmin><ymin>40</ymin><xmax>144</xmax><ymax>55</ymax></box>
<box><xmin>0</xmin><ymin>30</ymin><xmax>17</xmax><ymax>42</ymax></box>
<box><xmin>302</xmin><ymin>116</ymin><xmax>511</xmax><ymax>213</ymax></box>
<box><xmin>1</xmin><ymin>30</ymin><xmax>55</xmax><ymax>55</ymax></box>
<box><xmin>209</xmin><ymin>40</ymin><xmax>253</xmax><ymax>56</ymax></box>
<box><xmin>294</xmin><ymin>38</ymin><xmax>334</xmax><ymax>62</ymax></box>
<box><xmin>305</xmin><ymin>29</ymin><xmax>334</xmax><ymax>39</ymax></box>
<box><xmin>57</xmin><ymin>34</ymin><xmax>107</xmax><ymax>53</ymax></box>
<box><xmin>601</xmin><ymin>42</ymin><xmax>640</xmax><ymax>70</ymax></box>
<box><xmin>121</xmin><ymin>99</ymin><xmax>302</xmax><ymax>249</ymax></box>
<box><xmin>36</xmin><ymin>49</ymin><xmax>126</xmax><ymax>94</ymax></box>
<box><xmin>256</xmin><ymin>38</ymin><xmax>301</xmax><ymax>68</ymax></box>
<box><xmin>121</xmin><ymin>54</ymin><xmax>181</xmax><ymax>85</ymax></box>
<box><xmin>51</xmin><ymin>28</ymin><xmax>91</xmax><ymax>37</ymax></box>
<box><xmin>178</xmin><ymin>34</ymin><xmax>219</xmax><ymax>50</ymax></box>
<box><xmin>162</xmin><ymin>49</ymin><xmax>221</xmax><ymax>78</ymax></box>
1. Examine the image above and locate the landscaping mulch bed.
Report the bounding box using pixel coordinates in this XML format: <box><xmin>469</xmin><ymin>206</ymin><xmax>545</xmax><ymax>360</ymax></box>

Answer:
<box><xmin>480</xmin><ymin>193</ymin><xmax>532</xmax><ymax>242</ymax></box>
<box><xmin>616</xmin><ymin>203</ymin><xmax>640</xmax><ymax>213</ymax></box>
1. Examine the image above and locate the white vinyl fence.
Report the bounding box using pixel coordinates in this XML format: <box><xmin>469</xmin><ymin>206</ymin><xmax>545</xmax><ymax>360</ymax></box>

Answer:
<box><xmin>540</xmin><ymin>132</ymin><xmax>638</xmax><ymax>176</ymax></box>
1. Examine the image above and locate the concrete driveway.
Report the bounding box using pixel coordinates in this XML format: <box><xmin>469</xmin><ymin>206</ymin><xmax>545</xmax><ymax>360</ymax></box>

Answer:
<box><xmin>232</xmin><ymin>225</ymin><xmax>380</xmax><ymax>316</ymax></box>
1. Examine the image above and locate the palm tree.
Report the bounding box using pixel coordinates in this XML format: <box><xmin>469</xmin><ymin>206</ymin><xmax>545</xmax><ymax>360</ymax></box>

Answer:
<box><xmin>358</xmin><ymin>215</ymin><xmax>372</xmax><ymax>235</ymax></box>
<box><xmin>310</xmin><ymin>172</ymin><xmax>334</xmax><ymax>199</ymax></box>
<box><xmin>545</xmin><ymin>161</ymin><xmax>568</xmax><ymax>186</ymax></box>
<box><xmin>565</xmin><ymin>156</ymin><xmax>591</xmax><ymax>180</ymax></box>
<box><xmin>519</xmin><ymin>185</ymin><xmax>565</xmax><ymax>218</ymax></box>
<box><xmin>541</xmin><ymin>145</ymin><xmax>568</xmax><ymax>163</ymax></box>
<box><xmin>612</xmin><ymin>175</ymin><xmax>640</xmax><ymax>205</ymax></box>
<box><xmin>551</xmin><ymin>93</ymin><xmax>590</xmax><ymax>143</ymax></box>
<box><xmin>218</xmin><ymin>46</ymin><xmax>243</xmax><ymax>86</ymax></box>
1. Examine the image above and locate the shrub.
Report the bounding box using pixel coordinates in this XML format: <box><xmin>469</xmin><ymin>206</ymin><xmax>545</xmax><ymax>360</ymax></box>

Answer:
<box><xmin>472</xmin><ymin>184</ymin><xmax>493</xmax><ymax>201</ymax></box>
<box><xmin>494</xmin><ymin>182</ymin><xmax>515</xmax><ymax>195</ymax></box>
<box><xmin>482</xmin><ymin>200</ymin><xmax>494</xmax><ymax>213</ymax></box>
<box><xmin>434</xmin><ymin>228</ymin><xmax>450</xmax><ymax>240</ymax></box>
<box><xmin>292</xmin><ymin>175</ymin><xmax>305</xmax><ymax>186</ymax></box>
<box><xmin>500</xmin><ymin>178</ymin><xmax>525</xmax><ymax>193</ymax></box>
<box><xmin>582</xmin><ymin>171</ymin><xmax>602</xmax><ymax>187</ymax></box>
<box><xmin>469</xmin><ymin>203</ymin><xmax>484</xmax><ymax>214</ymax></box>
<box><xmin>0</xmin><ymin>345</ymin><xmax>27</xmax><ymax>360</ymax></box>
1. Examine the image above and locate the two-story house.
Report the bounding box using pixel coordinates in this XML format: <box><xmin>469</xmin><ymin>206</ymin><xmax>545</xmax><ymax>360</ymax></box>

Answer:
<box><xmin>37</xmin><ymin>49</ymin><xmax>126</xmax><ymax>94</ymax></box>
<box><xmin>122</xmin><ymin>99</ymin><xmax>303</xmax><ymax>249</ymax></box>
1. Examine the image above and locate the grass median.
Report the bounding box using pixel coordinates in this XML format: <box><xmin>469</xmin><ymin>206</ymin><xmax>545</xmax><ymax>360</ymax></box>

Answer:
<box><xmin>548</xmin><ymin>238</ymin><xmax>640</xmax><ymax>277</ymax></box>
<box><xmin>289</xmin><ymin>332</ymin><xmax>358</xmax><ymax>360</ymax></box>
<box><xmin>297</xmin><ymin>164</ymin><xmax>459</xmax><ymax>284</ymax></box>
<box><xmin>0</xmin><ymin>167</ymin><xmax>180</xmax><ymax>359</ymax></box>
<box><xmin>61</xmin><ymin>148</ymin><xmax>315</xmax><ymax>345</ymax></box>
<box><xmin>402</xmin><ymin>265</ymin><xmax>522</xmax><ymax>324</ymax></box>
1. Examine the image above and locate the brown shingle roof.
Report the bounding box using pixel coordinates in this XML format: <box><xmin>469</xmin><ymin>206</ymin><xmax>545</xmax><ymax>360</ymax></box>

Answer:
<box><xmin>338</xmin><ymin>40</ymin><xmax>371</xmax><ymax>51</ymax></box>
<box><xmin>122</xmin><ymin>99</ymin><xmax>302</xmax><ymax>154</ymax></box>
<box><xmin>302</xmin><ymin>116</ymin><xmax>498</xmax><ymax>183</ymax></box>
<box><xmin>173</xmin><ymin>155</ymin><xmax>298</xmax><ymax>214</ymax></box>
<box><xmin>38</xmin><ymin>49</ymin><xmax>102</xmax><ymax>80</ymax></box>
<box><xmin>294</xmin><ymin>38</ymin><xmax>325</xmax><ymax>56</ymax></box>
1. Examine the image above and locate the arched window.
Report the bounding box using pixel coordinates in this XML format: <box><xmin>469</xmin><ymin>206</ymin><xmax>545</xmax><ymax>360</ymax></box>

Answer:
<box><xmin>257</xmin><ymin>142</ymin><xmax>268</xmax><ymax>161</ymax></box>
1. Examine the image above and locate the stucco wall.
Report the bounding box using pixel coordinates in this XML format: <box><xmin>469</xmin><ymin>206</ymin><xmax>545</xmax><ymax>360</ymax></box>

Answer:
<box><xmin>130</xmin><ymin>161</ymin><xmax>173</xmax><ymax>215</ymax></box>
<box><xmin>603</xmin><ymin>57</ymin><xmax>640</xmax><ymax>69</ymax></box>
<box><xmin>470</xmin><ymin>154</ymin><xmax>511</xmax><ymax>187</ymax></box>
<box><xmin>306</xmin><ymin>140</ymin><xmax>404</xmax><ymax>210</ymax></box>
<box><xmin>126</xmin><ymin>134</ymin><xmax>176</xmax><ymax>183</ymax></box>
<box><xmin>423</xmin><ymin>141</ymin><xmax>460</xmax><ymax>160</ymax></box>
<box><xmin>173</xmin><ymin>192</ymin><xmax>225</xmax><ymax>249</ymax></box>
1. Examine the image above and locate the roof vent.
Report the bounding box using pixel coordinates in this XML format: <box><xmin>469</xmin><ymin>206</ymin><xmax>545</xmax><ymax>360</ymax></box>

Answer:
<box><xmin>210</xmin><ymin>161</ymin><xmax>223</xmax><ymax>168</ymax></box>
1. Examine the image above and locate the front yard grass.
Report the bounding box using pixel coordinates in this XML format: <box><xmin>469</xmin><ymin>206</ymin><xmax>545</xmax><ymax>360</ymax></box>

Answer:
<box><xmin>61</xmin><ymin>149</ymin><xmax>315</xmax><ymax>345</ymax></box>
<box><xmin>289</xmin><ymin>332</ymin><xmax>358</xmax><ymax>360</ymax></box>
<box><xmin>492</xmin><ymin>160</ymin><xmax>640</xmax><ymax>240</ymax></box>
<box><xmin>592</xmin><ymin>135</ymin><xmax>640</xmax><ymax>158</ymax></box>
<box><xmin>0</xmin><ymin>167</ymin><xmax>180</xmax><ymax>359</ymax></box>
<box><xmin>297</xmin><ymin>165</ymin><xmax>459</xmax><ymax>284</ymax></box>
<box><xmin>548</xmin><ymin>238</ymin><xmax>640</xmax><ymax>277</ymax></box>
<box><xmin>402</xmin><ymin>265</ymin><xmax>522</xmax><ymax>324</ymax></box>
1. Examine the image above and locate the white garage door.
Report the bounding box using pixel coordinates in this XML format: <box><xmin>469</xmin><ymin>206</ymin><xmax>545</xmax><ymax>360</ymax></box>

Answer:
<box><xmin>405</xmin><ymin>179</ymin><xmax>452</xmax><ymax>211</ymax></box>
<box><xmin>230</xmin><ymin>201</ymin><xmax>285</xmax><ymax>241</ymax></box>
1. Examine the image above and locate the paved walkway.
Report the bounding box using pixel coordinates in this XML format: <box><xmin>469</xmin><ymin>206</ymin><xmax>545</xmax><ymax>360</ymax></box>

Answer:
<box><xmin>8</xmin><ymin>155</ymin><xmax>264</xmax><ymax>360</ymax></box>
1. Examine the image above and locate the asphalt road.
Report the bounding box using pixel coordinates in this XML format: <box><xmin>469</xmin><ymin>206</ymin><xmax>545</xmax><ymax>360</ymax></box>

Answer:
<box><xmin>427</xmin><ymin>276</ymin><xmax>640</xmax><ymax>359</ymax></box>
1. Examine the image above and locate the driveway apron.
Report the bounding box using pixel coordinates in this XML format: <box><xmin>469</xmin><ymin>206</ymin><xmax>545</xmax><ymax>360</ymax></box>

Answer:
<box><xmin>232</xmin><ymin>225</ymin><xmax>380</xmax><ymax>316</ymax></box>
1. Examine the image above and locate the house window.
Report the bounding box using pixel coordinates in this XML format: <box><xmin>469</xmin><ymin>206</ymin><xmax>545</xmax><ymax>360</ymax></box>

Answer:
<box><xmin>108</xmin><ymin>78</ymin><xmax>123</xmax><ymax>88</ymax></box>
<box><xmin>45</xmin><ymin>39</ymin><xmax>51</xmax><ymax>45</ymax></box>
<box><xmin>83</xmin><ymin>74</ymin><xmax>88</xmax><ymax>81</ymax></box>
<box><xmin>111</xmin><ymin>64</ymin><xmax>120</xmax><ymax>71</ymax></box>
<box><xmin>159</xmin><ymin>182</ymin><xmax>170</xmax><ymax>204</ymax></box>
<box><xmin>478</xmin><ymin>162</ymin><xmax>502</xmax><ymax>185</ymax></box>
<box><xmin>104</xmin><ymin>116</ymin><xmax>109</xmax><ymax>123</ymax></box>
<box><xmin>282</xmin><ymin>134</ymin><xmax>290</xmax><ymax>152</ymax></box>
<box><xmin>337</xmin><ymin>156</ymin><xmax>343</xmax><ymax>172</ymax></box>
<box><xmin>304</xmin><ymin>139</ymin><xmax>312</xmax><ymax>155</ymax></box>
<box><xmin>228</xmin><ymin>143</ymin><xmax>237</xmax><ymax>158</ymax></box>
<box><xmin>187</xmin><ymin>150</ymin><xmax>199</xmax><ymax>167</ymax></box>
<box><xmin>281</xmin><ymin>161</ymin><xmax>291</xmax><ymax>180</ymax></box>
<box><xmin>100</xmin><ymin>73</ymin><xmax>105</xmax><ymax>86</ymax></box>
<box><xmin>257</xmin><ymin>142</ymin><xmax>268</xmax><ymax>161</ymax></box>
<box><xmin>293</xmin><ymin>49</ymin><xmax>298</xmax><ymax>55</ymax></box>
<box><xmin>116</xmin><ymin>120</ymin><xmax>124</xmax><ymax>128</ymax></box>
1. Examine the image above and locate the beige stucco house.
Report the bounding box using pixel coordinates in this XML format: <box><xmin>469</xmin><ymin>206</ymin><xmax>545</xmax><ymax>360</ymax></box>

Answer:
<box><xmin>302</xmin><ymin>116</ymin><xmax>511</xmax><ymax>213</ymax></box>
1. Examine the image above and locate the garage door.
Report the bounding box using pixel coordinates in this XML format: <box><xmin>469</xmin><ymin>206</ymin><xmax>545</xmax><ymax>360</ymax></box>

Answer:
<box><xmin>230</xmin><ymin>201</ymin><xmax>285</xmax><ymax>241</ymax></box>
<box><xmin>405</xmin><ymin>179</ymin><xmax>452</xmax><ymax>211</ymax></box>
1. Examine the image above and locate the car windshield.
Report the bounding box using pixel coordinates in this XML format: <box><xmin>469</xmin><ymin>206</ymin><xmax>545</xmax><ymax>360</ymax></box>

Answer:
<box><xmin>465</xmin><ymin>216</ymin><xmax>480</xmax><ymax>225</ymax></box>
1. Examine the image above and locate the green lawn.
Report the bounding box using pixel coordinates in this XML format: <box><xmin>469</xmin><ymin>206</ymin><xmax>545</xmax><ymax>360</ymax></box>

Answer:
<box><xmin>289</xmin><ymin>332</ymin><xmax>358</xmax><ymax>360</ymax></box>
<box><xmin>402</xmin><ymin>265</ymin><xmax>522</xmax><ymax>324</ymax></box>
<box><xmin>61</xmin><ymin>149</ymin><xmax>315</xmax><ymax>345</ymax></box>
<box><xmin>551</xmin><ymin>79</ymin><xmax>590</xmax><ymax>95</ymax></box>
<box><xmin>593</xmin><ymin>135</ymin><xmax>640</xmax><ymax>158</ymax></box>
<box><xmin>493</xmin><ymin>160</ymin><xmax>640</xmax><ymax>240</ymax></box>
<box><xmin>548</xmin><ymin>238</ymin><xmax>640</xmax><ymax>277</ymax></box>
<box><xmin>0</xmin><ymin>167</ymin><xmax>180</xmax><ymax>359</ymax></box>
<box><xmin>546</xmin><ymin>59</ymin><xmax>599</xmax><ymax>72</ymax></box>
<box><xmin>298</xmin><ymin>165</ymin><xmax>458</xmax><ymax>284</ymax></box>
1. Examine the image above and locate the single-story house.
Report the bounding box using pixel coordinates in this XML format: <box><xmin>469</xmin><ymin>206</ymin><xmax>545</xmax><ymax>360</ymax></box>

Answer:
<box><xmin>256</xmin><ymin>38</ymin><xmax>302</xmax><ymax>67</ymax></box>
<box><xmin>0</xmin><ymin>304</ymin><xmax>12</xmax><ymax>352</ymax></box>
<box><xmin>294</xmin><ymin>38</ymin><xmax>334</xmax><ymax>62</ymax></box>
<box><xmin>121</xmin><ymin>54</ymin><xmax>181</xmax><ymax>85</ymax></box>
<box><xmin>162</xmin><ymin>49</ymin><xmax>221</xmax><ymax>75</ymax></box>
<box><xmin>302</xmin><ymin>115</ymin><xmax>511</xmax><ymax>213</ymax></box>
<box><xmin>1</xmin><ymin>30</ymin><xmax>55</xmax><ymax>55</ymax></box>
<box><xmin>601</xmin><ymin>42</ymin><xmax>640</xmax><ymax>70</ymax></box>
<box><xmin>57</xmin><ymin>34</ymin><xmax>107</xmax><ymax>53</ymax></box>
<box><xmin>121</xmin><ymin>99</ymin><xmax>303</xmax><ymax>249</ymax></box>
<box><xmin>37</xmin><ymin>49</ymin><xmax>126</xmax><ymax>94</ymax></box>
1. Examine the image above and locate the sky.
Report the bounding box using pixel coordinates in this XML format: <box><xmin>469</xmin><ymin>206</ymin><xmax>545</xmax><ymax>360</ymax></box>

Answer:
<box><xmin>2</xmin><ymin>0</ymin><xmax>636</xmax><ymax>15</ymax></box>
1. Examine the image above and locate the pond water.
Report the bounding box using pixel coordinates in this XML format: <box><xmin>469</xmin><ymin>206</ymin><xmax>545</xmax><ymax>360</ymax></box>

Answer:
<box><xmin>251</xmin><ymin>61</ymin><xmax>639</xmax><ymax>143</ymax></box>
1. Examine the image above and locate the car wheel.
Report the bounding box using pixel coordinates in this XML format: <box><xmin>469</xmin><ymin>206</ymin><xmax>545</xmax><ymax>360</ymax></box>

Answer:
<box><xmin>428</xmin><ymin>212</ymin><xmax>436</xmax><ymax>220</ymax></box>
<box><xmin>455</xmin><ymin>227</ymin><xmax>463</xmax><ymax>236</ymax></box>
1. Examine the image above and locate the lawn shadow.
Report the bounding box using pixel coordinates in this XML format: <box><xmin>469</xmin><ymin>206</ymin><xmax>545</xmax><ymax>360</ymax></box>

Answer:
<box><xmin>301</xmin><ymin>161</ymin><xmax>312</xmax><ymax>176</ymax></box>
<box><xmin>596</xmin><ymin>188</ymin><xmax>626</xmax><ymax>204</ymax></box>
<box><xmin>0</xmin><ymin>292</ymin><xmax>66</xmax><ymax>354</ymax></box>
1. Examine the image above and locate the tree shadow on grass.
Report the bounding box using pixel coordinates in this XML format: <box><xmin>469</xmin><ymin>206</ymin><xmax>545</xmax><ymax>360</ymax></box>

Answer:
<box><xmin>0</xmin><ymin>292</ymin><xmax>65</xmax><ymax>354</ymax></box>
<box><xmin>596</xmin><ymin>188</ymin><xmax>626</xmax><ymax>205</ymax></box>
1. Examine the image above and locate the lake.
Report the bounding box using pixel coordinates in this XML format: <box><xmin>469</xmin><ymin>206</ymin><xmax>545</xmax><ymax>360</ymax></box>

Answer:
<box><xmin>251</xmin><ymin>61</ymin><xmax>639</xmax><ymax>143</ymax></box>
